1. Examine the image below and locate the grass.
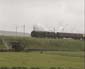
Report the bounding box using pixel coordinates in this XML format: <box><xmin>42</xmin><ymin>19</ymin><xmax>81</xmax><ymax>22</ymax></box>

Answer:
<box><xmin>0</xmin><ymin>36</ymin><xmax>84</xmax><ymax>51</ymax></box>
<box><xmin>0</xmin><ymin>37</ymin><xmax>5</xmax><ymax>48</ymax></box>
<box><xmin>0</xmin><ymin>36</ymin><xmax>84</xmax><ymax>69</ymax></box>
<box><xmin>0</xmin><ymin>51</ymin><xmax>84</xmax><ymax>69</ymax></box>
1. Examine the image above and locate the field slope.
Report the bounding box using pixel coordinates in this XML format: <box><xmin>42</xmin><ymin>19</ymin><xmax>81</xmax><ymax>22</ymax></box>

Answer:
<box><xmin>0</xmin><ymin>51</ymin><xmax>84</xmax><ymax>69</ymax></box>
<box><xmin>0</xmin><ymin>36</ymin><xmax>84</xmax><ymax>69</ymax></box>
<box><xmin>0</xmin><ymin>36</ymin><xmax>84</xmax><ymax>51</ymax></box>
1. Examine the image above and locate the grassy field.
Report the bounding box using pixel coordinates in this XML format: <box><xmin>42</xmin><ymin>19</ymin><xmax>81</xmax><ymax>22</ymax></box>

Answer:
<box><xmin>0</xmin><ymin>51</ymin><xmax>84</xmax><ymax>69</ymax></box>
<box><xmin>0</xmin><ymin>36</ymin><xmax>84</xmax><ymax>51</ymax></box>
<box><xmin>0</xmin><ymin>36</ymin><xmax>84</xmax><ymax>69</ymax></box>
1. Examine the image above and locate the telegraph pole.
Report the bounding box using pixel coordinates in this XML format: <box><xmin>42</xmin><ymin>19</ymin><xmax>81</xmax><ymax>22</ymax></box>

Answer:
<box><xmin>16</xmin><ymin>25</ymin><xmax>18</xmax><ymax>37</ymax></box>
<box><xmin>53</xmin><ymin>27</ymin><xmax>56</xmax><ymax>38</ymax></box>
<box><xmin>54</xmin><ymin>27</ymin><xmax>56</xmax><ymax>33</ymax></box>
<box><xmin>23</xmin><ymin>24</ymin><xmax>25</xmax><ymax>36</ymax></box>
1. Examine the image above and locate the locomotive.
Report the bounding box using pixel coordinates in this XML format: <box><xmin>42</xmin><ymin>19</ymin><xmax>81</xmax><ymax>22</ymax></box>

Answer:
<box><xmin>31</xmin><ymin>31</ymin><xmax>55</xmax><ymax>38</ymax></box>
<box><xmin>31</xmin><ymin>31</ymin><xmax>85</xmax><ymax>40</ymax></box>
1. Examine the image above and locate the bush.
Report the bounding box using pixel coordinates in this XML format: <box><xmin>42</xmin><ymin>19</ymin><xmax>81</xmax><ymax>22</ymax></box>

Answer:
<box><xmin>0</xmin><ymin>67</ymin><xmax>9</xmax><ymax>69</ymax></box>
<box><xmin>49</xmin><ymin>67</ymin><xmax>56</xmax><ymax>69</ymax></box>
<box><xmin>30</xmin><ymin>67</ymin><xmax>40</xmax><ymax>69</ymax></box>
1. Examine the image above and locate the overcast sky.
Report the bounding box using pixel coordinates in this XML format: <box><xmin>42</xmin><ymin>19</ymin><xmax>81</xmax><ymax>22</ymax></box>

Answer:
<box><xmin>0</xmin><ymin>0</ymin><xmax>84</xmax><ymax>33</ymax></box>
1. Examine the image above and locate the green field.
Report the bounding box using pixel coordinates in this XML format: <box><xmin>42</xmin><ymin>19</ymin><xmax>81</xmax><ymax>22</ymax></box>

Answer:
<box><xmin>0</xmin><ymin>36</ymin><xmax>84</xmax><ymax>51</ymax></box>
<box><xmin>0</xmin><ymin>36</ymin><xmax>84</xmax><ymax>69</ymax></box>
<box><xmin>0</xmin><ymin>51</ymin><xmax>84</xmax><ymax>69</ymax></box>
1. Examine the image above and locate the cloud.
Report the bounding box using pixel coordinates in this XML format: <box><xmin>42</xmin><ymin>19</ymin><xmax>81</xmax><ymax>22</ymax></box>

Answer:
<box><xmin>0</xmin><ymin>0</ymin><xmax>84</xmax><ymax>33</ymax></box>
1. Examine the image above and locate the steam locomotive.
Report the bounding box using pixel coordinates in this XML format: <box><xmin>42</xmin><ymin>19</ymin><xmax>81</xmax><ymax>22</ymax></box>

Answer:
<box><xmin>31</xmin><ymin>31</ymin><xmax>85</xmax><ymax>40</ymax></box>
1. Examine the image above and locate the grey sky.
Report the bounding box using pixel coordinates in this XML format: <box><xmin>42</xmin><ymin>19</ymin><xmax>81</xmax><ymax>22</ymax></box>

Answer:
<box><xmin>0</xmin><ymin>0</ymin><xmax>84</xmax><ymax>33</ymax></box>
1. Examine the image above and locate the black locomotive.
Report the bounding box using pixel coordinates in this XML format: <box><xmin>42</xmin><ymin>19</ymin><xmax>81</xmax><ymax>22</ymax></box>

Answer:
<box><xmin>31</xmin><ymin>31</ymin><xmax>55</xmax><ymax>38</ymax></box>
<box><xmin>31</xmin><ymin>31</ymin><xmax>85</xmax><ymax>40</ymax></box>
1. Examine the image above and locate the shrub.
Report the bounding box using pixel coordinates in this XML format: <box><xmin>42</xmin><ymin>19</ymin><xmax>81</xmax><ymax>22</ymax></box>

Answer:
<box><xmin>49</xmin><ymin>67</ymin><xmax>56</xmax><ymax>69</ymax></box>
<box><xmin>30</xmin><ymin>67</ymin><xmax>40</xmax><ymax>69</ymax></box>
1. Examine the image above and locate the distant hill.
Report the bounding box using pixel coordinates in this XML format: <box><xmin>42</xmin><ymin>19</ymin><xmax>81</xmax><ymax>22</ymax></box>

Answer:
<box><xmin>0</xmin><ymin>30</ymin><xmax>30</xmax><ymax>37</ymax></box>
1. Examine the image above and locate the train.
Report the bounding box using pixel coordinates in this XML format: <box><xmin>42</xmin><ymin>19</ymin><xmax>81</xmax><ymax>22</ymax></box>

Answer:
<box><xmin>31</xmin><ymin>31</ymin><xmax>85</xmax><ymax>40</ymax></box>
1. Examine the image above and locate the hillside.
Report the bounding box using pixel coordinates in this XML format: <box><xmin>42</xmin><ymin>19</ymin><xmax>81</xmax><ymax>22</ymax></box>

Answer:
<box><xmin>0</xmin><ymin>36</ymin><xmax>84</xmax><ymax>51</ymax></box>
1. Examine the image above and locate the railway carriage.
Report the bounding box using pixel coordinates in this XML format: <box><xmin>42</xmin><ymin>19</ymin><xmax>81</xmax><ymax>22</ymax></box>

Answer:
<box><xmin>31</xmin><ymin>31</ymin><xmax>84</xmax><ymax>40</ymax></box>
